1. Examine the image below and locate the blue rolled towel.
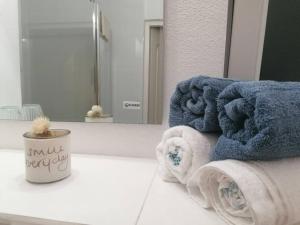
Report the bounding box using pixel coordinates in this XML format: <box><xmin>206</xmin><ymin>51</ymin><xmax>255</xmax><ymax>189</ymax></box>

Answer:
<box><xmin>169</xmin><ymin>76</ymin><xmax>235</xmax><ymax>132</ymax></box>
<box><xmin>213</xmin><ymin>80</ymin><xmax>300</xmax><ymax>161</ymax></box>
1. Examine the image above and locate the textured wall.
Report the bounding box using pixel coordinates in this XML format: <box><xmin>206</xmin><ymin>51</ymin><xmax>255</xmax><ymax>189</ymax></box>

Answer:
<box><xmin>163</xmin><ymin>0</ymin><xmax>228</xmax><ymax>123</ymax></box>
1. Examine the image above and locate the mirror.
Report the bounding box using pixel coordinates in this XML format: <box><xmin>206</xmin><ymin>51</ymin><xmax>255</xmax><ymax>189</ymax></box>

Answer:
<box><xmin>0</xmin><ymin>0</ymin><xmax>164</xmax><ymax>124</ymax></box>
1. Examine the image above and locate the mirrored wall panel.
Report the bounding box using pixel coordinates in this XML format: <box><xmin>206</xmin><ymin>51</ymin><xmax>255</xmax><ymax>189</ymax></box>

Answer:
<box><xmin>0</xmin><ymin>0</ymin><xmax>164</xmax><ymax>124</ymax></box>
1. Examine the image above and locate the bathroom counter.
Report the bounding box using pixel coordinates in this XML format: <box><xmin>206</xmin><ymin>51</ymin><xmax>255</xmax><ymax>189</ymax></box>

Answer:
<box><xmin>137</xmin><ymin>175</ymin><xmax>227</xmax><ymax>225</ymax></box>
<box><xmin>0</xmin><ymin>150</ymin><xmax>226</xmax><ymax>225</ymax></box>
<box><xmin>0</xmin><ymin>150</ymin><xmax>156</xmax><ymax>225</ymax></box>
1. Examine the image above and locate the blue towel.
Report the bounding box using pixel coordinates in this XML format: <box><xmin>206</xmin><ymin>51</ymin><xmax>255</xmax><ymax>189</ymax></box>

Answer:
<box><xmin>212</xmin><ymin>80</ymin><xmax>300</xmax><ymax>161</ymax></box>
<box><xmin>169</xmin><ymin>76</ymin><xmax>235</xmax><ymax>132</ymax></box>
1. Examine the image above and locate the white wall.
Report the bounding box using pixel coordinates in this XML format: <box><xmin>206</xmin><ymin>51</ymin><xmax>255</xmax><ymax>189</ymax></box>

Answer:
<box><xmin>163</xmin><ymin>0</ymin><xmax>228</xmax><ymax>122</ymax></box>
<box><xmin>0</xmin><ymin>0</ymin><xmax>22</xmax><ymax>106</ymax></box>
<box><xmin>0</xmin><ymin>0</ymin><xmax>228</xmax><ymax>158</ymax></box>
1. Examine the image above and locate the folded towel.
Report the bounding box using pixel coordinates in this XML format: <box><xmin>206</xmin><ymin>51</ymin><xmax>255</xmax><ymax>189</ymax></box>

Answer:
<box><xmin>156</xmin><ymin>126</ymin><xmax>218</xmax><ymax>184</ymax></box>
<box><xmin>187</xmin><ymin>158</ymin><xmax>300</xmax><ymax>225</ymax></box>
<box><xmin>213</xmin><ymin>81</ymin><xmax>300</xmax><ymax>161</ymax></box>
<box><xmin>169</xmin><ymin>76</ymin><xmax>235</xmax><ymax>132</ymax></box>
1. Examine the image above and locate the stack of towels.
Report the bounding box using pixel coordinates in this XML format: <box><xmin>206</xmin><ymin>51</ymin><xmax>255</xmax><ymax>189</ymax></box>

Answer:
<box><xmin>156</xmin><ymin>75</ymin><xmax>300</xmax><ymax>225</ymax></box>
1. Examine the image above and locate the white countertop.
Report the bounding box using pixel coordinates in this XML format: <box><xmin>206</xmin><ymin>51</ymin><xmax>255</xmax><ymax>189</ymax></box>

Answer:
<box><xmin>0</xmin><ymin>150</ymin><xmax>226</xmax><ymax>225</ymax></box>
<box><xmin>137</xmin><ymin>175</ymin><xmax>227</xmax><ymax>225</ymax></box>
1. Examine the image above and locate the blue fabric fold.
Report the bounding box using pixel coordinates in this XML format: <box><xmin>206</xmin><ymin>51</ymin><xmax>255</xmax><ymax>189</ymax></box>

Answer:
<box><xmin>213</xmin><ymin>81</ymin><xmax>300</xmax><ymax>161</ymax></box>
<box><xmin>169</xmin><ymin>76</ymin><xmax>235</xmax><ymax>132</ymax></box>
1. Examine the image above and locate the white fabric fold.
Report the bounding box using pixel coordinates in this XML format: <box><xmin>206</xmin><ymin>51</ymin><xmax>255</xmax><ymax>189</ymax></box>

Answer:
<box><xmin>187</xmin><ymin>159</ymin><xmax>300</xmax><ymax>225</ymax></box>
<box><xmin>156</xmin><ymin>126</ymin><xmax>218</xmax><ymax>184</ymax></box>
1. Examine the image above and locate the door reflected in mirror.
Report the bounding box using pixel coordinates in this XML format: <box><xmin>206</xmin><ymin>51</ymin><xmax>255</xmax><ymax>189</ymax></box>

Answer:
<box><xmin>1</xmin><ymin>0</ymin><xmax>164</xmax><ymax>124</ymax></box>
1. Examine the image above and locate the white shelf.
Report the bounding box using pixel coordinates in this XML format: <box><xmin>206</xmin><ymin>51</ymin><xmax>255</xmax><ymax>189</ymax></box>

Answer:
<box><xmin>0</xmin><ymin>150</ymin><xmax>156</xmax><ymax>225</ymax></box>
<box><xmin>85</xmin><ymin>117</ymin><xmax>114</xmax><ymax>123</ymax></box>
<box><xmin>0</xmin><ymin>150</ymin><xmax>226</xmax><ymax>225</ymax></box>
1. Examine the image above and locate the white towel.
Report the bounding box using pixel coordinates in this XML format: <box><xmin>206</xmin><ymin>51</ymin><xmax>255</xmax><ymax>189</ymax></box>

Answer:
<box><xmin>156</xmin><ymin>126</ymin><xmax>218</xmax><ymax>184</ymax></box>
<box><xmin>187</xmin><ymin>158</ymin><xmax>300</xmax><ymax>225</ymax></box>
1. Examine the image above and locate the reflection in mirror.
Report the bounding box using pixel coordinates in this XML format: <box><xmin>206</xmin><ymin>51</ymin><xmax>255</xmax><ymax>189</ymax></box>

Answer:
<box><xmin>1</xmin><ymin>0</ymin><xmax>164</xmax><ymax>124</ymax></box>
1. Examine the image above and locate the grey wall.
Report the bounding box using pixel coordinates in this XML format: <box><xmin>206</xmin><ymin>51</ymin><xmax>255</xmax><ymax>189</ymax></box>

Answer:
<box><xmin>102</xmin><ymin>0</ymin><xmax>163</xmax><ymax>124</ymax></box>
<box><xmin>260</xmin><ymin>0</ymin><xmax>300</xmax><ymax>81</ymax></box>
<box><xmin>102</xmin><ymin>0</ymin><xmax>145</xmax><ymax>124</ymax></box>
<box><xmin>228</xmin><ymin>0</ymin><xmax>268</xmax><ymax>81</ymax></box>
<box><xmin>22</xmin><ymin>0</ymin><xmax>92</xmax><ymax>24</ymax></box>
<box><xmin>0</xmin><ymin>0</ymin><xmax>22</xmax><ymax>106</ymax></box>
<box><xmin>144</xmin><ymin>0</ymin><xmax>163</xmax><ymax>20</ymax></box>
<box><xmin>20</xmin><ymin>0</ymin><xmax>97</xmax><ymax>121</ymax></box>
<box><xmin>99</xmin><ymin>37</ymin><xmax>112</xmax><ymax>116</ymax></box>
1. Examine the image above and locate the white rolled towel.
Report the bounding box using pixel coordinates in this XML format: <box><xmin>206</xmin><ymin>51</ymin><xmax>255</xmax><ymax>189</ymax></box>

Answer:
<box><xmin>187</xmin><ymin>158</ymin><xmax>300</xmax><ymax>225</ymax></box>
<box><xmin>156</xmin><ymin>126</ymin><xmax>218</xmax><ymax>184</ymax></box>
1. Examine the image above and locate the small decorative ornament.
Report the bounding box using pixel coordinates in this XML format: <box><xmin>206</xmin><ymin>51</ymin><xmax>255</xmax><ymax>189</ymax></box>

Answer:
<box><xmin>87</xmin><ymin>110</ymin><xmax>94</xmax><ymax>118</ymax></box>
<box><xmin>91</xmin><ymin>105</ymin><xmax>103</xmax><ymax>114</ymax></box>
<box><xmin>31</xmin><ymin>116</ymin><xmax>51</xmax><ymax>135</ymax></box>
<box><xmin>23</xmin><ymin>117</ymin><xmax>71</xmax><ymax>183</ymax></box>
<box><xmin>86</xmin><ymin>105</ymin><xmax>103</xmax><ymax>118</ymax></box>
